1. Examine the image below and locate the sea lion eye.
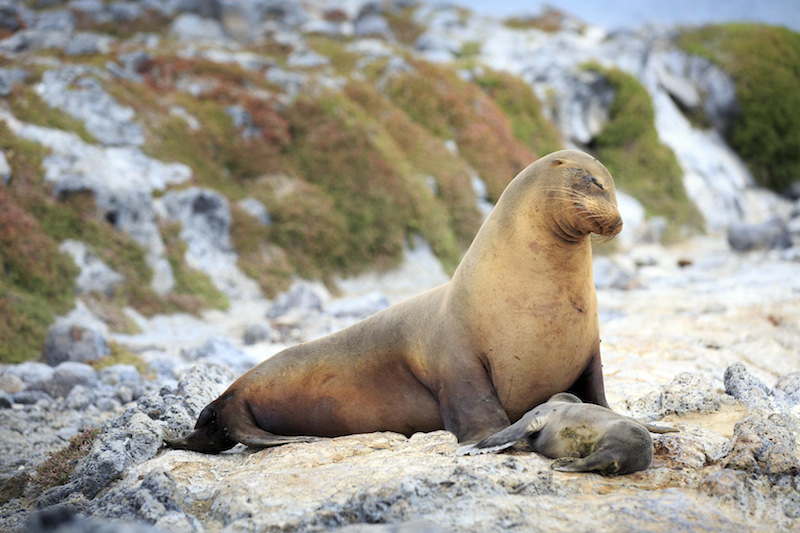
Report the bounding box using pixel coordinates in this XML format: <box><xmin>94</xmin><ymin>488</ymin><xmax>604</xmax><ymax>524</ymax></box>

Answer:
<box><xmin>585</xmin><ymin>175</ymin><xmax>604</xmax><ymax>190</ymax></box>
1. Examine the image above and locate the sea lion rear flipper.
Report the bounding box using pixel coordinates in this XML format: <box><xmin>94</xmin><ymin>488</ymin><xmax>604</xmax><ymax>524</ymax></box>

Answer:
<box><xmin>468</xmin><ymin>406</ymin><xmax>550</xmax><ymax>453</ymax></box>
<box><xmin>639</xmin><ymin>422</ymin><xmax>679</xmax><ymax>434</ymax></box>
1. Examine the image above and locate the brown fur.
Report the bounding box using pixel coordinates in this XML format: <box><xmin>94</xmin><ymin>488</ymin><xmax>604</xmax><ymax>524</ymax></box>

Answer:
<box><xmin>166</xmin><ymin>150</ymin><xmax>622</xmax><ymax>453</ymax></box>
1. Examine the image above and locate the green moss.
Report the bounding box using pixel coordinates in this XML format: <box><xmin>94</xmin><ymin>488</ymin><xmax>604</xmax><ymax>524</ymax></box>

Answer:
<box><xmin>7</xmin><ymin>85</ymin><xmax>96</xmax><ymax>144</ymax></box>
<box><xmin>32</xmin><ymin>427</ymin><xmax>100</xmax><ymax>490</ymax></box>
<box><xmin>458</xmin><ymin>41</ymin><xmax>482</xmax><ymax>59</ymax></box>
<box><xmin>307</xmin><ymin>36</ymin><xmax>359</xmax><ymax>75</ymax></box>
<box><xmin>89</xmin><ymin>341</ymin><xmax>150</xmax><ymax>377</ymax></box>
<box><xmin>162</xmin><ymin>223</ymin><xmax>230</xmax><ymax>312</ymax></box>
<box><xmin>474</xmin><ymin>68</ymin><xmax>563</xmax><ymax>156</ymax></box>
<box><xmin>382</xmin><ymin>59</ymin><xmax>537</xmax><ymax>202</ymax></box>
<box><xmin>678</xmin><ymin>24</ymin><xmax>800</xmax><ymax>192</ymax></box>
<box><xmin>230</xmin><ymin>203</ymin><xmax>293</xmax><ymax>298</ymax></box>
<box><xmin>583</xmin><ymin>65</ymin><xmax>702</xmax><ymax>231</ymax></box>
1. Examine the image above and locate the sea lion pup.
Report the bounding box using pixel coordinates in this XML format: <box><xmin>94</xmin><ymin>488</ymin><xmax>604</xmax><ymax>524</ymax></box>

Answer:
<box><xmin>166</xmin><ymin>150</ymin><xmax>623</xmax><ymax>453</ymax></box>
<box><xmin>457</xmin><ymin>393</ymin><xmax>676</xmax><ymax>475</ymax></box>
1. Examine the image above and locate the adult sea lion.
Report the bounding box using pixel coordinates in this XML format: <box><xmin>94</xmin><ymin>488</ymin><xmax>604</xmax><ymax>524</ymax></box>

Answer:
<box><xmin>166</xmin><ymin>149</ymin><xmax>623</xmax><ymax>453</ymax></box>
<box><xmin>457</xmin><ymin>393</ymin><xmax>676</xmax><ymax>475</ymax></box>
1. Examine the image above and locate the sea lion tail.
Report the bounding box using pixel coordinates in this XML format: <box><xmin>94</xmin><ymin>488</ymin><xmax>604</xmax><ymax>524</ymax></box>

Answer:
<box><xmin>164</xmin><ymin>403</ymin><xmax>238</xmax><ymax>454</ymax></box>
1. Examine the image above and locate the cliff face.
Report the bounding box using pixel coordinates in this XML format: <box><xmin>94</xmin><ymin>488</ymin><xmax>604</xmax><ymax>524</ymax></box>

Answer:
<box><xmin>1</xmin><ymin>2</ymin><xmax>800</xmax><ymax>532</ymax></box>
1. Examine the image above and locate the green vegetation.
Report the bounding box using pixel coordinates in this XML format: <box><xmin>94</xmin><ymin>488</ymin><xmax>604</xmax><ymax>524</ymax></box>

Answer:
<box><xmin>162</xmin><ymin>222</ymin><xmax>230</xmax><ymax>312</ymax></box>
<box><xmin>32</xmin><ymin>427</ymin><xmax>100</xmax><ymax>490</ymax></box>
<box><xmin>678</xmin><ymin>24</ymin><xmax>800</xmax><ymax>192</ymax></box>
<box><xmin>382</xmin><ymin>59</ymin><xmax>538</xmax><ymax>201</ymax></box>
<box><xmin>7</xmin><ymin>86</ymin><xmax>97</xmax><ymax>144</ymax></box>
<box><xmin>583</xmin><ymin>64</ymin><xmax>702</xmax><ymax>233</ymax></box>
<box><xmin>474</xmin><ymin>68</ymin><xmax>563</xmax><ymax>156</ymax></box>
<box><xmin>89</xmin><ymin>341</ymin><xmax>150</xmax><ymax>376</ymax></box>
<box><xmin>383</xmin><ymin>4</ymin><xmax>425</xmax><ymax>46</ymax></box>
<box><xmin>504</xmin><ymin>8</ymin><xmax>575</xmax><ymax>33</ymax></box>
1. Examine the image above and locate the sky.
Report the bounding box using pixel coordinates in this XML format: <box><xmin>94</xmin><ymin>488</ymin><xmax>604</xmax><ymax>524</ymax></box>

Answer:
<box><xmin>453</xmin><ymin>0</ymin><xmax>800</xmax><ymax>31</ymax></box>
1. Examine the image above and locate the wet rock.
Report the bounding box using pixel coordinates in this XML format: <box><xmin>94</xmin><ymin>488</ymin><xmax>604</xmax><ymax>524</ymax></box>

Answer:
<box><xmin>58</xmin><ymin>240</ymin><xmax>124</xmax><ymax>297</ymax></box>
<box><xmin>243</xmin><ymin>322</ymin><xmax>275</xmax><ymax>345</ymax></box>
<box><xmin>43</xmin><ymin>324</ymin><xmax>110</xmax><ymax>366</ymax></box>
<box><xmin>728</xmin><ymin>217</ymin><xmax>792</xmax><ymax>252</ymax></box>
<box><xmin>325</xmin><ymin>291</ymin><xmax>390</xmax><ymax>320</ymax></box>
<box><xmin>624</xmin><ymin>372</ymin><xmax>721</xmax><ymax>420</ymax></box>
<box><xmin>237</xmin><ymin>197</ymin><xmax>271</xmax><ymax>226</ymax></box>
<box><xmin>267</xmin><ymin>281</ymin><xmax>326</xmax><ymax>319</ymax></box>
<box><xmin>48</xmin><ymin>362</ymin><xmax>98</xmax><ymax>398</ymax></box>
<box><xmin>183</xmin><ymin>336</ymin><xmax>256</xmax><ymax>376</ymax></box>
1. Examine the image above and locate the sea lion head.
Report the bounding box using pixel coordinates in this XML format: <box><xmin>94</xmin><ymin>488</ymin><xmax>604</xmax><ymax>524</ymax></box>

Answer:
<box><xmin>522</xmin><ymin>150</ymin><xmax>623</xmax><ymax>243</ymax></box>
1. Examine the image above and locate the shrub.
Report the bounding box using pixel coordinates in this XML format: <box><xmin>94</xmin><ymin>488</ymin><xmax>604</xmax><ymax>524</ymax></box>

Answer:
<box><xmin>678</xmin><ymin>24</ymin><xmax>800</xmax><ymax>192</ymax></box>
<box><xmin>32</xmin><ymin>427</ymin><xmax>100</xmax><ymax>490</ymax></box>
<box><xmin>584</xmin><ymin>65</ymin><xmax>702</xmax><ymax>232</ymax></box>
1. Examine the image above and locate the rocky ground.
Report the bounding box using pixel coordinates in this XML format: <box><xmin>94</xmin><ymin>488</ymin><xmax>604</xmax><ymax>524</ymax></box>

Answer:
<box><xmin>2</xmin><ymin>235</ymin><xmax>800</xmax><ymax>532</ymax></box>
<box><xmin>0</xmin><ymin>0</ymin><xmax>799</xmax><ymax>531</ymax></box>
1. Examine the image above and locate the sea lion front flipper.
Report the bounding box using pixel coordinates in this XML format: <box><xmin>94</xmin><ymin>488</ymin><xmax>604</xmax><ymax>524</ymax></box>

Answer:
<box><xmin>551</xmin><ymin>455</ymin><xmax>621</xmax><ymax>475</ymax></box>
<box><xmin>567</xmin><ymin>350</ymin><xmax>609</xmax><ymax>408</ymax></box>
<box><xmin>436</xmin><ymin>355</ymin><xmax>511</xmax><ymax>444</ymax></box>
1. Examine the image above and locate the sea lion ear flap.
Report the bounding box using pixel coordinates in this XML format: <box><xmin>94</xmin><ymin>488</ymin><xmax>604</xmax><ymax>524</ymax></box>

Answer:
<box><xmin>550</xmin><ymin>158</ymin><xmax>564</xmax><ymax>166</ymax></box>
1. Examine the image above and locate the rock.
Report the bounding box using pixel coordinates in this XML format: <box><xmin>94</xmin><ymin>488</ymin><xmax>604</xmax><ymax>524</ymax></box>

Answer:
<box><xmin>614</xmin><ymin>191</ymin><xmax>646</xmax><ymax>251</ymax></box>
<box><xmin>48</xmin><ymin>362</ymin><xmax>98</xmax><ymax>398</ymax></box>
<box><xmin>0</xmin><ymin>29</ymin><xmax>72</xmax><ymax>54</ymax></box>
<box><xmin>0</xmin><ymin>373</ymin><xmax>25</xmax><ymax>394</ymax></box>
<box><xmin>0</xmin><ymin>150</ymin><xmax>9</xmax><ymax>185</ymax></box>
<box><xmin>36</xmin><ymin>66</ymin><xmax>144</xmax><ymax>147</ymax></box>
<box><xmin>624</xmin><ymin>372</ymin><xmax>721</xmax><ymax>421</ymax></box>
<box><xmin>32</xmin><ymin>9</ymin><xmax>75</xmax><ymax>32</ymax></box>
<box><xmin>0</xmin><ymin>393</ymin><xmax>11</xmax><ymax>409</ymax></box>
<box><xmin>26</xmin><ymin>509</ymin><xmax>162</xmax><ymax>533</ymax></box>
<box><xmin>4</xmin><ymin>362</ymin><xmax>54</xmax><ymax>390</ymax></box>
<box><xmin>653</xmin><ymin>434</ymin><xmax>708</xmax><ymax>470</ymax></box>
<box><xmin>43</xmin><ymin>324</ymin><xmax>110</xmax><ymax>366</ymax></box>
<box><xmin>11</xmin><ymin>390</ymin><xmax>53</xmax><ymax>405</ymax></box>
<box><xmin>58</xmin><ymin>240</ymin><xmax>124</xmax><ymax>297</ymax></box>
<box><xmin>0</xmin><ymin>1</ymin><xmax>20</xmax><ymax>33</ymax></box>
<box><xmin>63</xmin><ymin>32</ymin><xmax>114</xmax><ymax>56</ymax></box>
<box><xmin>117</xmin><ymin>50</ymin><xmax>150</xmax><ymax>76</ymax></box>
<box><xmin>237</xmin><ymin>197</ymin><xmax>271</xmax><ymax>226</ymax></box>
<box><xmin>724</xmin><ymin>363</ymin><xmax>793</xmax><ymax>414</ymax></box>
<box><xmin>98</xmin><ymin>364</ymin><xmax>141</xmax><ymax>391</ymax></box>
<box><xmin>170</xmin><ymin>13</ymin><xmax>227</xmax><ymax>43</ymax></box>
<box><xmin>243</xmin><ymin>322</ymin><xmax>275</xmax><ymax>345</ymax></box>
<box><xmin>225</xmin><ymin>105</ymin><xmax>258</xmax><ymax>139</ymax></box>
<box><xmin>267</xmin><ymin>281</ymin><xmax>326</xmax><ymax>319</ymax></box>
<box><xmin>107</xmin><ymin>1</ymin><xmax>143</xmax><ymax>22</ymax></box>
<box><xmin>325</xmin><ymin>291</ymin><xmax>390</xmax><ymax>319</ymax></box>
<box><xmin>721</xmin><ymin>413</ymin><xmax>799</xmax><ymax>476</ymax></box>
<box><xmin>265</xmin><ymin>66</ymin><xmax>307</xmax><ymax>98</ymax></box>
<box><xmin>593</xmin><ymin>256</ymin><xmax>634</xmax><ymax>290</ymax></box>
<box><xmin>415</xmin><ymin>33</ymin><xmax>460</xmax><ymax>62</ymax></box>
<box><xmin>0</xmin><ymin>67</ymin><xmax>29</xmax><ymax>97</ymax></box>
<box><xmin>287</xmin><ymin>48</ymin><xmax>331</xmax><ymax>69</ymax></box>
<box><xmin>728</xmin><ymin>217</ymin><xmax>792</xmax><ymax>252</ymax></box>
<box><xmin>63</xmin><ymin>384</ymin><xmax>97</xmax><ymax>410</ymax></box>
<box><xmin>38</xmin><ymin>409</ymin><xmax>163</xmax><ymax>508</ymax></box>
<box><xmin>157</xmin><ymin>187</ymin><xmax>261</xmax><ymax>300</ymax></box>
<box><xmin>354</xmin><ymin>6</ymin><xmax>393</xmax><ymax>40</ymax></box>
<box><xmin>776</xmin><ymin>371</ymin><xmax>800</xmax><ymax>404</ymax></box>
<box><xmin>183</xmin><ymin>336</ymin><xmax>256</xmax><ymax>376</ymax></box>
